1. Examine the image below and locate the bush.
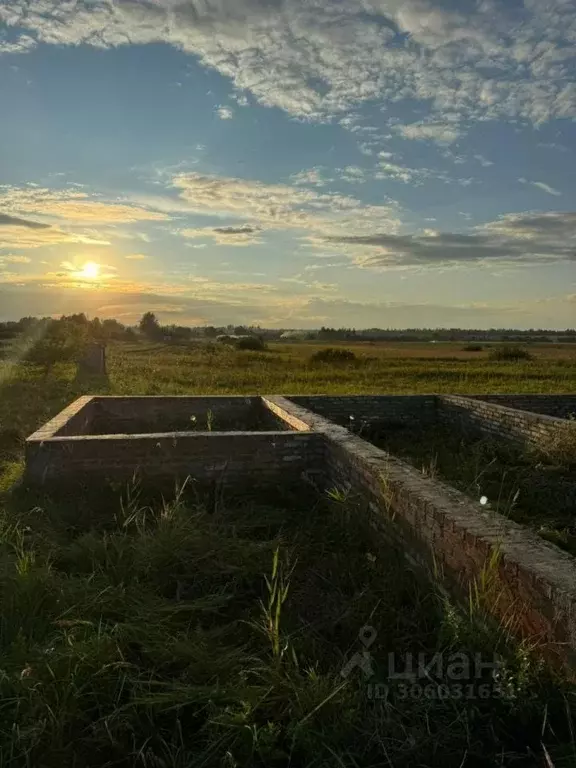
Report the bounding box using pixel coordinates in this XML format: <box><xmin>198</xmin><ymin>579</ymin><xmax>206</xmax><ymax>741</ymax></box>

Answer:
<box><xmin>235</xmin><ymin>336</ymin><xmax>266</xmax><ymax>351</ymax></box>
<box><xmin>310</xmin><ymin>347</ymin><xmax>357</xmax><ymax>364</ymax></box>
<box><xmin>462</xmin><ymin>344</ymin><xmax>484</xmax><ymax>352</ymax></box>
<box><xmin>216</xmin><ymin>334</ymin><xmax>236</xmax><ymax>345</ymax></box>
<box><xmin>488</xmin><ymin>345</ymin><xmax>533</xmax><ymax>361</ymax></box>
<box><xmin>536</xmin><ymin>421</ymin><xmax>576</xmax><ymax>465</ymax></box>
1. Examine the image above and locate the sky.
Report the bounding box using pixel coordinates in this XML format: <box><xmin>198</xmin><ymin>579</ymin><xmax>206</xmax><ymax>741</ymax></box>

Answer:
<box><xmin>0</xmin><ymin>0</ymin><xmax>575</xmax><ymax>330</ymax></box>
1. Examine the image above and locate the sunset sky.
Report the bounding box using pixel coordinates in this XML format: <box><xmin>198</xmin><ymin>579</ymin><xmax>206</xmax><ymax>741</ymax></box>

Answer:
<box><xmin>1</xmin><ymin>0</ymin><xmax>575</xmax><ymax>329</ymax></box>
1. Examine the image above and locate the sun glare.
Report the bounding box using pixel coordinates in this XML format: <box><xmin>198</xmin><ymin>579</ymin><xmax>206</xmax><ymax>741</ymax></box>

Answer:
<box><xmin>79</xmin><ymin>262</ymin><xmax>101</xmax><ymax>280</ymax></box>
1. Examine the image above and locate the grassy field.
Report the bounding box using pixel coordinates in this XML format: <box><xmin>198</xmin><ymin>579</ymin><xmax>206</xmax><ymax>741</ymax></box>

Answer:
<box><xmin>1</xmin><ymin>338</ymin><xmax>575</xmax><ymax>488</ymax></box>
<box><xmin>367</xmin><ymin>422</ymin><xmax>576</xmax><ymax>555</ymax></box>
<box><xmin>1</xmin><ymin>339</ymin><xmax>576</xmax><ymax>765</ymax></box>
<box><xmin>1</xmin><ymin>480</ymin><xmax>574</xmax><ymax>767</ymax></box>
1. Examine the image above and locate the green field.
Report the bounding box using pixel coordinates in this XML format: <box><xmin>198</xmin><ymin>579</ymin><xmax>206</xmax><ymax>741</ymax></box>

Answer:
<box><xmin>1</xmin><ymin>339</ymin><xmax>575</xmax><ymax>488</ymax></box>
<box><xmin>1</xmin><ymin>340</ymin><xmax>576</xmax><ymax>766</ymax></box>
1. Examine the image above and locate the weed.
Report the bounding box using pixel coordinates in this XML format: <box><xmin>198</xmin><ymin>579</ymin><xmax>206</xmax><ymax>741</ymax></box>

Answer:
<box><xmin>369</xmin><ymin>423</ymin><xmax>576</xmax><ymax>555</ymax></box>
<box><xmin>535</xmin><ymin>420</ymin><xmax>576</xmax><ymax>466</ymax></box>
<box><xmin>310</xmin><ymin>347</ymin><xmax>357</xmax><ymax>364</ymax></box>
<box><xmin>235</xmin><ymin>336</ymin><xmax>267</xmax><ymax>351</ymax></box>
<box><xmin>489</xmin><ymin>345</ymin><xmax>534</xmax><ymax>361</ymax></box>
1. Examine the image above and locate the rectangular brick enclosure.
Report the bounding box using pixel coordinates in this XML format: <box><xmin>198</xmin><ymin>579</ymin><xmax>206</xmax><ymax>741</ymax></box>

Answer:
<box><xmin>26</xmin><ymin>393</ymin><xmax>576</xmax><ymax>671</ymax></box>
<box><xmin>25</xmin><ymin>396</ymin><xmax>322</xmax><ymax>488</ymax></box>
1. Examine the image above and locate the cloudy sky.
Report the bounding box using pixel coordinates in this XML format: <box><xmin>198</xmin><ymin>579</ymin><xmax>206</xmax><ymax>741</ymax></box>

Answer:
<box><xmin>1</xmin><ymin>0</ymin><xmax>576</xmax><ymax>329</ymax></box>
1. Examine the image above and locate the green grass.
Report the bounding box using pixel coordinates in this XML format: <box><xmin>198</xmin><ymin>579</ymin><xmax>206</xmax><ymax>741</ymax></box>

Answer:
<box><xmin>0</xmin><ymin>480</ymin><xmax>574</xmax><ymax>767</ymax></box>
<box><xmin>104</xmin><ymin>341</ymin><xmax>576</xmax><ymax>397</ymax></box>
<box><xmin>0</xmin><ymin>338</ymin><xmax>572</xmax><ymax>489</ymax></box>
<box><xmin>366</xmin><ymin>422</ymin><xmax>576</xmax><ymax>555</ymax></box>
<box><xmin>1</xmin><ymin>339</ymin><xmax>576</xmax><ymax>764</ymax></box>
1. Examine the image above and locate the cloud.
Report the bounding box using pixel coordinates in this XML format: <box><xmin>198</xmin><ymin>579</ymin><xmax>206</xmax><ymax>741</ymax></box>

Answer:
<box><xmin>3</xmin><ymin>0</ymin><xmax>576</xmax><ymax>131</ymax></box>
<box><xmin>0</xmin><ymin>213</ymin><xmax>50</xmax><ymax>229</ymax></box>
<box><xmin>212</xmin><ymin>225</ymin><xmax>260</xmax><ymax>235</ymax></box>
<box><xmin>232</xmin><ymin>93</ymin><xmax>249</xmax><ymax>107</ymax></box>
<box><xmin>181</xmin><ymin>223</ymin><xmax>264</xmax><ymax>246</ymax></box>
<box><xmin>0</xmin><ymin>34</ymin><xmax>36</xmax><ymax>54</ymax></box>
<box><xmin>323</xmin><ymin>211</ymin><xmax>576</xmax><ymax>268</ymax></box>
<box><xmin>0</xmin><ymin>186</ymin><xmax>171</xmax><ymax>226</ymax></box>
<box><xmin>338</xmin><ymin>166</ymin><xmax>368</xmax><ymax>184</ymax></box>
<box><xmin>0</xmin><ymin>185</ymin><xmax>172</xmax><ymax>250</ymax></box>
<box><xmin>125</xmin><ymin>253</ymin><xmax>148</xmax><ymax>260</ymax></box>
<box><xmin>291</xmin><ymin>168</ymin><xmax>330</xmax><ymax>187</ymax></box>
<box><xmin>374</xmin><ymin>154</ymin><xmax>470</xmax><ymax>186</ymax></box>
<box><xmin>0</xmin><ymin>224</ymin><xmax>109</xmax><ymax>250</ymax></box>
<box><xmin>171</xmin><ymin>171</ymin><xmax>402</xmax><ymax>240</ymax></box>
<box><xmin>216</xmin><ymin>105</ymin><xmax>234</xmax><ymax>120</ymax></box>
<box><xmin>2</xmin><ymin>282</ymin><xmax>574</xmax><ymax>330</ymax></box>
<box><xmin>519</xmin><ymin>178</ymin><xmax>562</xmax><ymax>196</ymax></box>
<box><xmin>474</xmin><ymin>154</ymin><xmax>494</xmax><ymax>168</ymax></box>
<box><xmin>0</xmin><ymin>254</ymin><xmax>32</xmax><ymax>264</ymax></box>
<box><xmin>394</xmin><ymin>121</ymin><xmax>461</xmax><ymax>145</ymax></box>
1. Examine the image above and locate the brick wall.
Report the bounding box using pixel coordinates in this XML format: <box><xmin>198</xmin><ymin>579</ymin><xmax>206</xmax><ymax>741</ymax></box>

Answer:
<box><xmin>25</xmin><ymin>430</ymin><xmax>325</xmax><ymax>488</ymax></box>
<box><xmin>85</xmin><ymin>396</ymin><xmax>291</xmax><ymax>434</ymax></box>
<box><xmin>469</xmin><ymin>394</ymin><xmax>576</xmax><ymax>420</ymax></box>
<box><xmin>269</xmin><ymin>396</ymin><xmax>576</xmax><ymax>669</ymax></box>
<box><xmin>25</xmin><ymin>392</ymin><xmax>576</xmax><ymax>669</ymax></box>
<box><xmin>438</xmin><ymin>394</ymin><xmax>576</xmax><ymax>448</ymax></box>
<box><xmin>26</xmin><ymin>396</ymin><xmax>97</xmax><ymax>439</ymax></box>
<box><xmin>287</xmin><ymin>395</ymin><xmax>437</xmax><ymax>430</ymax></box>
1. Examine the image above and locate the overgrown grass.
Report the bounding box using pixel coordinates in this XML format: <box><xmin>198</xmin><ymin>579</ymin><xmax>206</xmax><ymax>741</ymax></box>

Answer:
<box><xmin>0</xmin><ymin>480</ymin><xmax>574</xmax><ymax>766</ymax></box>
<box><xmin>489</xmin><ymin>346</ymin><xmax>534</xmax><ymax>362</ymax></box>
<box><xmin>1</xmin><ymin>338</ymin><xmax>574</xmax><ymax>491</ymax></box>
<box><xmin>1</xmin><ymin>341</ymin><xmax>576</xmax><ymax>763</ymax></box>
<box><xmin>367</xmin><ymin>423</ymin><xmax>576</xmax><ymax>555</ymax></box>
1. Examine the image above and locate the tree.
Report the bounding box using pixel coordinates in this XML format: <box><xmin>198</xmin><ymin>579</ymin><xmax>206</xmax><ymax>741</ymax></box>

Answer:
<box><xmin>139</xmin><ymin>312</ymin><xmax>161</xmax><ymax>340</ymax></box>
<box><xmin>26</xmin><ymin>319</ymin><xmax>87</xmax><ymax>376</ymax></box>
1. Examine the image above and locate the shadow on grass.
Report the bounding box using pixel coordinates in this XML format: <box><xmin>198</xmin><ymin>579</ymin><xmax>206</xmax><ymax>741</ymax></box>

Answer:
<box><xmin>0</xmin><ymin>363</ymin><xmax>112</xmax><ymax>492</ymax></box>
<box><xmin>71</xmin><ymin>366</ymin><xmax>112</xmax><ymax>395</ymax></box>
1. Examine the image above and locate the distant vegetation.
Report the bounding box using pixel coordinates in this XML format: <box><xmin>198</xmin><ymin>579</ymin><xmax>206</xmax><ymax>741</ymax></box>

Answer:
<box><xmin>1</xmin><ymin>316</ymin><xmax>575</xmax><ymax>764</ymax></box>
<box><xmin>2</xmin><ymin>313</ymin><xmax>576</xmax><ymax>348</ymax></box>
<box><xmin>489</xmin><ymin>345</ymin><xmax>534</xmax><ymax>361</ymax></box>
<box><xmin>234</xmin><ymin>335</ymin><xmax>266</xmax><ymax>351</ymax></box>
<box><xmin>310</xmin><ymin>347</ymin><xmax>357</xmax><ymax>364</ymax></box>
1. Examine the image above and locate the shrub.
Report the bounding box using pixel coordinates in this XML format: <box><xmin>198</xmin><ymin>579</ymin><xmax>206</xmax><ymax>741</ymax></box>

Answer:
<box><xmin>488</xmin><ymin>345</ymin><xmax>533</xmax><ymax>361</ymax></box>
<box><xmin>536</xmin><ymin>421</ymin><xmax>576</xmax><ymax>465</ymax></box>
<box><xmin>216</xmin><ymin>334</ymin><xmax>236</xmax><ymax>345</ymax></box>
<box><xmin>235</xmin><ymin>336</ymin><xmax>266</xmax><ymax>351</ymax></box>
<box><xmin>462</xmin><ymin>344</ymin><xmax>484</xmax><ymax>352</ymax></box>
<box><xmin>310</xmin><ymin>347</ymin><xmax>357</xmax><ymax>364</ymax></box>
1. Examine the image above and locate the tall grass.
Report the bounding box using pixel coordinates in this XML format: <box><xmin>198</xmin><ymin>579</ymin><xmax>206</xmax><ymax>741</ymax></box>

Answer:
<box><xmin>0</xmin><ymin>481</ymin><xmax>574</xmax><ymax>766</ymax></box>
<box><xmin>369</xmin><ymin>422</ymin><xmax>576</xmax><ymax>555</ymax></box>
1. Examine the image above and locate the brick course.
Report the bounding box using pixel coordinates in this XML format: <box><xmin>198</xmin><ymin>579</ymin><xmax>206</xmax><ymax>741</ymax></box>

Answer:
<box><xmin>468</xmin><ymin>394</ymin><xmax>576</xmax><ymax>420</ymax></box>
<box><xmin>267</xmin><ymin>395</ymin><xmax>576</xmax><ymax>669</ymax></box>
<box><xmin>289</xmin><ymin>394</ymin><xmax>436</xmax><ymax>429</ymax></box>
<box><xmin>26</xmin><ymin>429</ymin><xmax>325</xmax><ymax>487</ymax></box>
<box><xmin>438</xmin><ymin>394</ymin><xmax>576</xmax><ymax>448</ymax></box>
<box><xmin>25</xmin><ymin>392</ymin><xmax>576</xmax><ymax>670</ymax></box>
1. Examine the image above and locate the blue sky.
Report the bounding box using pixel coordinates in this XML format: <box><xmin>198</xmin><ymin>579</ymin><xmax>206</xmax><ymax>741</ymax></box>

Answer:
<box><xmin>1</xmin><ymin>0</ymin><xmax>575</xmax><ymax>329</ymax></box>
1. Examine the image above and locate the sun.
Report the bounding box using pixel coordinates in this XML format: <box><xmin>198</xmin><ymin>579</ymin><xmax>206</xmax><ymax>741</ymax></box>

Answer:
<box><xmin>78</xmin><ymin>262</ymin><xmax>101</xmax><ymax>280</ymax></box>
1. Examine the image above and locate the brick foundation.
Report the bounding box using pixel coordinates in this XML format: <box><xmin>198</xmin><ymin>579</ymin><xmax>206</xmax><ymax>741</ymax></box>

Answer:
<box><xmin>25</xmin><ymin>392</ymin><xmax>576</xmax><ymax>670</ymax></box>
<box><xmin>468</xmin><ymin>394</ymin><xmax>576</xmax><ymax>420</ymax></box>
<box><xmin>266</xmin><ymin>396</ymin><xmax>576</xmax><ymax>669</ymax></box>
<box><xmin>438</xmin><ymin>394</ymin><xmax>576</xmax><ymax>448</ymax></box>
<box><xmin>26</xmin><ymin>429</ymin><xmax>324</xmax><ymax>488</ymax></box>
